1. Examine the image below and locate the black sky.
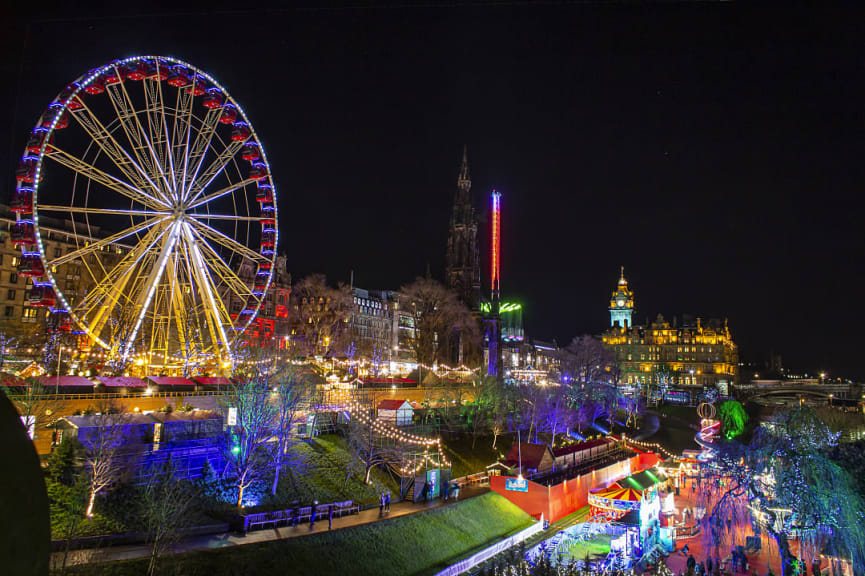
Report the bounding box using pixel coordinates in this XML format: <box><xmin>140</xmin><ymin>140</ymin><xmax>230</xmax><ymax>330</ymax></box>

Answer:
<box><xmin>2</xmin><ymin>2</ymin><xmax>864</xmax><ymax>378</ymax></box>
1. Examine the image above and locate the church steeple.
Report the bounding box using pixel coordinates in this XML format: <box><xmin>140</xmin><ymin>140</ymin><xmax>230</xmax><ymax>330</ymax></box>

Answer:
<box><xmin>446</xmin><ymin>146</ymin><xmax>481</xmax><ymax>311</ymax></box>
<box><xmin>609</xmin><ymin>266</ymin><xmax>634</xmax><ymax>328</ymax></box>
<box><xmin>458</xmin><ymin>144</ymin><xmax>470</xmax><ymax>192</ymax></box>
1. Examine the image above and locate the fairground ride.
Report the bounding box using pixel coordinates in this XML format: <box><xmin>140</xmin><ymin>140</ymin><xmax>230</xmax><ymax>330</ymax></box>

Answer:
<box><xmin>11</xmin><ymin>56</ymin><xmax>276</xmax><ymax>375</ymax></box>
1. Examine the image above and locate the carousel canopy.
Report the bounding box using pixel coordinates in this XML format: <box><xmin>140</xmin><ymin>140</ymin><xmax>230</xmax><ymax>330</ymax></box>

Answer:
<box><xmin>588</xmin><ymin>485</ymin><xmax>643</xmax><ymax>512</ymax></box>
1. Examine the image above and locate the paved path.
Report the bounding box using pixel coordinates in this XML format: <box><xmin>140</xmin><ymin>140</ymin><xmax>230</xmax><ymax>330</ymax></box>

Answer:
<box><xmin>52</xmin><ymin>484</ymin><xmax>490</xmax><ymax>568</ymax></box>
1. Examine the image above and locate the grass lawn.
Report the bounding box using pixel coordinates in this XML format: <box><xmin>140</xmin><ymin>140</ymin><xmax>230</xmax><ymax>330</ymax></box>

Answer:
<box><xmin>83</xmin><ymin>492</ymin><xmax>535</xmax><ymax>576</ymax></box>
<box><xmin>558</xmin><ymin>534</ymin><xmax>612</xmax><ymax>562</ymax></box>
<box><xmin>258</xmin><ymin>434</ymin><xmax>399</xmax><ymax>511</ymax></box>
<box><xmin>442</xmin><ymin>433</ymin><xmax>507</xmax><ymax>478</ymax></box>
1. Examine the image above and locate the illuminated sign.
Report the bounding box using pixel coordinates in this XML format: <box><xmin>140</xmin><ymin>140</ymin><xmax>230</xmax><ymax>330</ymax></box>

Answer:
<box><xmin>227</xmin><ymin>407</ymin><xmax>237</xmax><ymax>426</ymax></box>
<box><xmin>506</xmin><ymin>477</ymin><xmax>528</xmax><ymax>492</ymax></box>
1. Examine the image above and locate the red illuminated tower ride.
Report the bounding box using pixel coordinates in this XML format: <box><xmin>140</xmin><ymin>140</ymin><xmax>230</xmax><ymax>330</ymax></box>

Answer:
<box><xmin>485</xmin><ymin>190</ymin><xmax>503</xmax><ymax>377</ymax></box>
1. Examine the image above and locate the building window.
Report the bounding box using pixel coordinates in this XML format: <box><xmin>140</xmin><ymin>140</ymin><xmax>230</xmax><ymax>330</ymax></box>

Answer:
<box><xmin>23</xmin><ymin>307</ymin><xmax>37</xmax><ymax>320</ymax></box>
<box><xmin>11</xmin><ymin>257</ymin><xmax>19</xmax><ymax>267</ymax></box>
<box><xmin>7</xmin><ymin>289</ymin><xmax>14</xmax><ymax>301</ymax></box>
<box><xmin>4</xmin><ymin>306</ymin><xmax>12</xmax><ymax>317</ymax></box>
<box><xmin>54</xmin><ymin>247</ymin><xmax>61</xmax><ymax>258</ymax></box>
<box><xmin>9</xmin><ymin>272</ymin><xmax>17</xmax><ymax>284</ymax></box>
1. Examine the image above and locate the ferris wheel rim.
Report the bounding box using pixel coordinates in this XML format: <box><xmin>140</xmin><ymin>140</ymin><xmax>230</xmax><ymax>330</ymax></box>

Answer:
<box><xmin>18</xmin><ymin>55</ymin><xmax>278</xmax><ymax>369</ymax></box>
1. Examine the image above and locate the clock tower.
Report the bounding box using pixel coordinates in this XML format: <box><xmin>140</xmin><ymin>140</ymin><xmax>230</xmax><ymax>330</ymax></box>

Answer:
<box><xmin>609</xmin><ymin>266</ymin><xmax>634</xmax><ymax>328</ymax></box>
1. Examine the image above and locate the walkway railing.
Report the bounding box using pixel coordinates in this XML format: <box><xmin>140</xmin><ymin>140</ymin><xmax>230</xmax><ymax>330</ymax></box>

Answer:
<box><xmin>432</xmin><ymin>517</ymin><xmax>545</xmax><ymax>576</ymax></box>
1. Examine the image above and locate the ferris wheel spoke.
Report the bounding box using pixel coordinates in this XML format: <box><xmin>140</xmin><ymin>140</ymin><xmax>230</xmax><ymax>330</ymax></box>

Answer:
<box><xmin>122</xmin><ymin>221</ymin><xmax>184</xmax><ymax>358</ymax></box>
<box><xmin>78</xmin><ymin>223</ymin><xmax>168</xmax><ymax>339</ymax></box>
<box><xmin>189</xmin><ymin>225</ymin><xmax>260</xmax><ymax>301</ymax></box>
<box><xmin>190</xmin><ymin>214</ymin><xmax>264</xmax><ymax>221</ymax></box>
<box><xmin>188</xmin><ymin>218</ymin><xmax>268</xmax><ymax>263</ymax></box>
<box><xmin>181</xmin><ymin>223</ymin><xmax>233</xmax><ymax>361</ymax></box>
<box><xmin>48</xmin><ymin>215</ymin><xmax>168</xmax><ymax>268</ymax></box>
<box><xmin>186</xmin><ymin>178</ymin><xmax>256</xmax><ymax>210</ymax></box>
<box><xmin>183</xmin><ymin>139</ymin><xmax>246</xmax><ymax>205</ymax></box>
<box><xmin>109</xmin><ymin>75</ymin><xmax>176</xmax><ymax>201</ymax></box>
<box><xmin>143</xmin><ymin>75</ymin><xmax>175</xmax><ymax>196</ymax></box>
<box><xmin>177</xmin><ymin>236</ymin><xmax>220</xmax><ymax>353</ymax></box>
<box><xmin>106</xmin><ymin>79</ymin><xmax>162</xmax><ymax>189</ymax></box>
<box><xmin>38</xmin><ymin>204</ymin><xmax>170</xmax><ymax>217</ymax></box>
<box><xmin>170</xmin><ymin>88</ymin><xmax>195</xmax><ymax>201</ymax></box>
<box><xmin>69</xmin><ymin>101</ymin><xmax>159</xmax><ymax>196</ymax></box>
<box><xmin>44</xmin><ymin>145</ymin><xmax>168</xmax><ymax>210</ymax></box>
<box><xmin>181</xmin><ymin>107</ymin><xmax>221</xmax><ymax>197</ymax></box>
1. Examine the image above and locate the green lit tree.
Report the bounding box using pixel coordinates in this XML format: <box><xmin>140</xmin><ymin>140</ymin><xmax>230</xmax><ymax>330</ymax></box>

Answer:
<box><xmin>717</xmin><ymin>399</ymin><xmax>749</xmax><ymax>440</ymax></box>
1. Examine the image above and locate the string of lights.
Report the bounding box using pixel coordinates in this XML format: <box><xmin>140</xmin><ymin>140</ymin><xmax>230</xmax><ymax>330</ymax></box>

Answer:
<box><xmin>621</xmin><ymin>434</ymin><xmax>681</xmax><ymax>460</ymax></box>
<box><xmin>341</xmin><ymin>401</ymin><xmax>451</xmax><ymax>469</ymax></box>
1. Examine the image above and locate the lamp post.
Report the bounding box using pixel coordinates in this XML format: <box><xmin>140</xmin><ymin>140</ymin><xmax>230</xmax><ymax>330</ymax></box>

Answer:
<box><xmin>55</xmin><ymin>342</ymin><xmax>62</xmax><ymax>395</ymax></box>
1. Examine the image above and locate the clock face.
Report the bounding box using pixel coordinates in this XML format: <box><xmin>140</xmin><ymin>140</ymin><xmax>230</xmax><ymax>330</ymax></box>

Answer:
<box><xmin>617</xmin><ymin>299</ymin><xmax>625</xmax><ymax>307</ymax></box>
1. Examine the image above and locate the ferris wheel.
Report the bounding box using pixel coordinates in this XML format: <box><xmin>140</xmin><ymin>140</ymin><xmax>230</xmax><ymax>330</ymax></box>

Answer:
<box><xmin>11</xmin><ymin>56</ymin><xmax>277</xmax><ymax>373</ymax></box>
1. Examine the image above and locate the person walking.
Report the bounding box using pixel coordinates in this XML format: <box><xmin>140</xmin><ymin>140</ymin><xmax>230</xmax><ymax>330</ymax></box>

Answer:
<box><xmin>328</xmin><ymin>505</ymin><xmax>333</xmax><ymax>530</ymax></box>
<box><xmin>310</xmin><ymin>501</ymin><xmax>317</xmax><ymax>530</ymax></box>
<box><xmin>385</xmin><ymin>490</ymin><xmax>391</xmax><ymax>512</ymax></box>
<box><xmin>379</xmin><ymin>492</ymin><xmax>384</xmax><ymax>516</ymax></box>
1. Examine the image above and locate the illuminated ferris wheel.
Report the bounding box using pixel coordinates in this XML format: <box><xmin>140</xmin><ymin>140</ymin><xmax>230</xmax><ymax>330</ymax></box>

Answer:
<box><xmin>11</xmin><ymin>56</ymin><xmax>277</xmax><ymax>373</ymax></box>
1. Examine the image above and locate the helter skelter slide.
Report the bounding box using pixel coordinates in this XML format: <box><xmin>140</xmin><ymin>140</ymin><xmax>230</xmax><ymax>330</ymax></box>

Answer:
<box><xmin>694</xmin><ymin>402</ymin><xmax>721</xmax><ymax>461</ymax></box>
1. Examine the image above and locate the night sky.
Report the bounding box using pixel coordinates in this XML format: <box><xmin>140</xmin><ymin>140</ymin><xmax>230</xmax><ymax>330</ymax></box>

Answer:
<box><xmin>2</xmin><ymin>3</ymin><xmax>863</xmax><ymax>378</ymax></box>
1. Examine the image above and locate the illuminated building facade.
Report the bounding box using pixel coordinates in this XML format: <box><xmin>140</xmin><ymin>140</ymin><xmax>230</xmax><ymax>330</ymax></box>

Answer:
<box><xmin>445</xmin><ymin>146</ymin><xmax>481</xmax><ymax>311</ymax></box>
<box><xmin>600</xmin><ymin>272</ymin><xmax>738</xmax><ymax>388</ymax></box>
<box><xmin>226</xmin><ymin>255</ymin><xmax>291</xmax><ymax>348</ymax></box>
<box><xmin>0</xmin><ymin>204</ymin><xmax>123</xmax><ymax>349</ymax></box>
<box><xmin>348</xmin><ymin>287</ymin><xmax>393</xmax><ymax>364</ymax></box>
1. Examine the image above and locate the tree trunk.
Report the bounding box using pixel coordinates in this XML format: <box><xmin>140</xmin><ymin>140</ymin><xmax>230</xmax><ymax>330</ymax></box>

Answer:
<box><xmin>236</xmin><ymin>484</ymin><xmax>245</xmax><ymax>508</ymax></box>
<box><xmin>86</xmin><ymin>489</ymin><xmax>96</xmax><ymax>518</ymax></box>
<box><xmin>364</xmin><ymin>464</ymin><xmax>372</xmax><ymax>485</ymax></box>
<box><xmin>271</xmin><ymin>438</ymin><xmax>284</xmax><ymax>496</ymax></box>
<box><xmin>147</xmin><ymin>534</ymin><xmax>161</xmax><ymax>576</ymax></box>
<box><xmin>271</xmin><ymin>460</ymin><xmax>281</xmax><ymax>496</ymax></box>
<box><xmin>770</xmin><ymin>528</ymin><xmax>795</xmax><ymax>576</ymax></box>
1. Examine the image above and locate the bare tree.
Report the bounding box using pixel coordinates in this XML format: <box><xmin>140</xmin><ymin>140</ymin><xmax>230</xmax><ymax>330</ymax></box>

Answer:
<box><xmin>82</xmin><ymin>407</ymin><xmax>129</xmax><ymax>517</ymax></box>
<box><xmin>538</xmin><ymin>384</ymin><xmax>573</xmax><ymax>448</ymax></box>
<box><xmin>343</xmin><ymin>405</ymin><xmax>406</xmax><ymax>486</ymax></box>
<box><xmin>222</xmin><ymin>362</ymin><xmax>277</xmax><ymax>507</ymax></box>
<box><xmin>103</xmin><ymin>301</ymin><xmax>140</xmax><ymax>376</ymax></box>
<box><xmin>560</xmin><ymin>334</ymin><xmax>618</xmax><ymax>387</ymax></box>
<box><xmin>141</xmin><ymin>464</ymin><xmax>198</xmax><ymax>576</ymax></box>
<box><xmin>398</xmin><ymin>276</ymin><xmax>478</xmax><ymax>366</ymax></box>
<box><xmin>269</xmin><ymin>364</ymin><xmax>311</xmax><ymax>496</ymax></box>
<box><xmin>289</xmin><ymin>274</ymin><xmax>353</xmax><ymax>357</ymax></box>
<box><xmin>10</xmin><ymin>377</ymin><xmax>66</xmax><ymax>442</ymax></box>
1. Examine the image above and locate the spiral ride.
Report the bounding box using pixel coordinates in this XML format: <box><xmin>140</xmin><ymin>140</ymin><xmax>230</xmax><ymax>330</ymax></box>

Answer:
<box><xmin>694</xmin><ymin>402</ymin><xmax>720</xmax><ymax>461</ymax></box>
